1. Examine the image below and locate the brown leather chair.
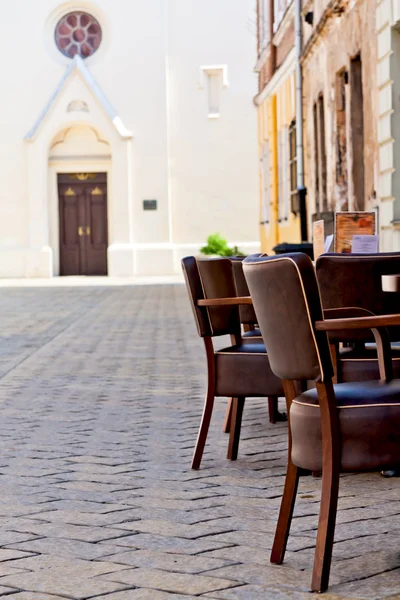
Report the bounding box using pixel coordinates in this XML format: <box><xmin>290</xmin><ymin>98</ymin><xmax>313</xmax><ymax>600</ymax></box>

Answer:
<box><xmin>316</xmin><ymin>253</ymin><xmax>400</xmax><ymax>382</ymax></box>
<box><xmin>244</xmin><ymin>252</ymin><xmax>400</xmax><ymax>593</ymax></box>
<box><xmin>230</xmin><ymin>256</ymin><xmax>262</xmax><ymax>341</ymax></box>
<box><xmin>182</xmin><ymin>256</ymin><xmax>283</xmax><ymax>469</ymax></box>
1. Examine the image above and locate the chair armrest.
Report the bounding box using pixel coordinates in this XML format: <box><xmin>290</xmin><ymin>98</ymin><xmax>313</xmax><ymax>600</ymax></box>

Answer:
<box><xmin>316</xmin><ymin>316</ymin><xmax>398</xmax><ymax>382</ymax></box>
<box><xmin>315</xmin><ymin>314</ymin><xmax>400</xmax><ymax>331</ymax></box>
<box><xmin>197</xmin><ymin>296</ymin><xmax>252</xmax><ymax>307</ymax></box>
<box><xmin>323</xmin><ymin>307</ymin><xmax>375</xmax><ymax>319</ymax></box>
<box><xmin>322</xmin><ymin>308</ymin><xmax>378</xmax><ymax>347</ymax></box>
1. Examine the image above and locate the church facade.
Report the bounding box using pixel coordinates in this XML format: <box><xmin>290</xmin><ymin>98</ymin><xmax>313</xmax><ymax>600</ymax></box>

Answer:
<box><xmin>1</xmin><ymin>1</ymin><xmax>259</xmax><ymax>277</ymax></box>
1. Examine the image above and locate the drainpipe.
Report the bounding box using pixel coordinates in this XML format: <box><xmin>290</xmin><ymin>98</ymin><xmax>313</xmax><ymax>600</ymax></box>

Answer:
<box><xmin>295</xmin><ymin>0</ymin><xmax>308</xmax><ymax>241</ymax></box>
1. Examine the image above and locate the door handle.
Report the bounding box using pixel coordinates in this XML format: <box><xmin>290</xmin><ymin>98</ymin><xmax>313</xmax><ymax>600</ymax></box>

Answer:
<box><xmin>86</xmin><ymin>227</ymin><xmax>91</xmax><ymax>236</ymax></box>
<box><xmin>78</xmin><ymin>226</ymin><xmax>84</xmax><ymax>236</ymax></box>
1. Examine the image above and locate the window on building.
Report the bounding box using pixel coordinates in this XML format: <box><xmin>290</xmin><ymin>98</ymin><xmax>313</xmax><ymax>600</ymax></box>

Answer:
<box><xmin>55</xmin><ymin>12</ymin><xmax>102</xmax><ymax>59</ymax></box>
<box><xmin>289</xmin><ymin>120</ymin><xmax>297</xmax><ymax>214</ymax></box>
<box><xmin>258</xmin><ymin>0</ymin><xmax>270</xmax><ymax>51</ymax></box>
<box><xmin>261</xmin><ymin>141</ymin><xmax>270</xmax><ymax>224</ymax></box>
<box><xmin>313</xmin><ymin>103</ymin><xmax>320</xmax><ymax>213</ymax></box>
<box><xmin>278</xmin><ymin>128</ymin><xmax>290</xmax><ymax>221</ymax></box>
<box><xmin>350</xmin><ymin>54</ymin><xmax>365</xmax><ymax>210</ymax></box>
<box><xmin>314</xmin><ymin>95</ymin><xmax>327</xmax><ymax>213</ymax></box>
<box><xmin>318</xmin><ymin>95</ymin><xmax>327</xmax><ymax>211</ymax></box>
<box><xmin>336</xmin><ymin>69</ymin><xmax>348</xmax><ymax>210</ymax></box>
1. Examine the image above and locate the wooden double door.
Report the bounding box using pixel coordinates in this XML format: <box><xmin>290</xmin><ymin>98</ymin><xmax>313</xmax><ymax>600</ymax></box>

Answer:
<box><xmin>58</xmin><ymin>173</ymin><xmax>108</xmax><ymax>276</ymax></box>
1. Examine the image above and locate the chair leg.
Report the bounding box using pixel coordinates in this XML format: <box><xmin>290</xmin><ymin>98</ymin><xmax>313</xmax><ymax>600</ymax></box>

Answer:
<box><xmin>311</xmin><ymin>459</ymin><xmax>340</xmax><ymax>592</ymax></box>
<box><xmin>227</xmin><ymin>397</ymin><xmax>245</xmax><ymax>461</ymax></box>
<box><xmin>268</xmin><ymin>397</ymin><xmax>287</xmax><ymax>423</ymax></box>
<box><xmin>222</xmin><ymin>398</ymin><xmax>233</xmax><ymax>433</ymax></box>
<box><xmin>268</xmin><ymin>397</ymin><xmax>278</xmax><ymax>424</ymax></box>
<box><xmin>311</xmin><ymin>380</ymin><xmax>341</xmax><ymax>593</ymax></box>
<box><xmin>270</xmin><ymin>459</ymin><xmax>299</xmax><ymax>564</ymax></box>
<box><xmin>191</xmin><ymin>389</ymin><xmax>215</xmax><ymax>470</ymax></box>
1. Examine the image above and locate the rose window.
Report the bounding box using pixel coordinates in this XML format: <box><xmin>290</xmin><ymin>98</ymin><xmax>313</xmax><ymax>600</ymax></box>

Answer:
<box><xmin>55</xmin><ymin>12</ymin><xmax>102</xmax><ymax>59</ymax></box>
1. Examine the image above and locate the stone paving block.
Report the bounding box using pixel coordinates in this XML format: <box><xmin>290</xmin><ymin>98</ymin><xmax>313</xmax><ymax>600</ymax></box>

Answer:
<box><xmin>0</xmin><ymin>549</ymin><xmax>36</xmax><ymax>562</ymax></box>
<box><xmin>112</xmin><ymin>518</ymin><xmax>234</xmax><ymax>539</ymax></box>
<box><xmin>0</xmin><ymin>563</ymin><xmax>31</xmax><ymax>577</ymax></box>
<box><xmin>106</xmin><ymin>532</ymin><xmax>233</xmax><ymax>554</ymax></box>
<box><xmin>101</xmin><ymin>567</ymin><xmax>238</xmax><ymax>595</ymax></box>
<box><xmin>328</xmin><ymin>568</ymin><xmax>400</xmax><ymax>599</ymax></box>
<box><xmin>329</xmin><ymin>551</ymin><xmax>400</xmax><ymax>584</ymax></box>
<box><xmin>5</xmin><ymin>539</ymin><xmax>124</xmax><ymax>561</ymax></box>
<box><xmin>0</xmin><ymin>532</ymin><xmax>42</xmax><ymax>546</ymax></box>
<box><xmin>115</xmin><ymin>496</ymin><xmax>225</xmax><ymax>511</ymax></box>
<box><xmin>0</xmin><ymin>572</ymin><xmax>129</xmax><ymax>599</ymax></box>
<box><xmin>6</xmin><ymin>521</ymin><xmax>132</xmax><ymax>544</ymax></box>
<box><xmin>203</xmin><ymin>546</ymin><xmax>312</xmax><ymax>570</ymax></box>
<box><xmin>23</xmin><ymin>508</ymin><xmax>142</xmax><ymax>527</ymax></box>
<box><xmin>3</xmin><ymin>555</ymin><xmax>130</xmax><ymax>579</ymax></box>
<box><xmin>97</xmin><ymin>548</ymin><xmax>236</xmax><ymax>573</ymax></box>
<box><xmin>0</xmin><ymin>587</ymin><xmax>23</xmax><ymax>596</ymax></box>
<box><xmin>91</xmin><ymin>590</ymin><xmax>194</xmax><ymax>600</ymax></box>
<box><xmin>2</xmin><ymin>594</ymin><xmax>76</xmax><ymax>600</ymax></box>
<box><xmin>203</xmin><ymin>531</ymin><xmax>315</xmax><ymax>551</ymax></box>
<box><xmin>34</xmin><ymin>500</ymin><xmax>129</xmax><ymax>513</ymax></box>
<box><xmin>203</xmin><ymin>562</ymin><xmax>312</xmax><ymax>589</ymax></box>
<box><xmin>203</xmin><ymin>584</ymin><xmax>357</xmax><ymax>599</ymax></box>
<box><xmin>201</xmin><ymin>516</ymin><xmax>279</xmax><ymax>534</ymax></box>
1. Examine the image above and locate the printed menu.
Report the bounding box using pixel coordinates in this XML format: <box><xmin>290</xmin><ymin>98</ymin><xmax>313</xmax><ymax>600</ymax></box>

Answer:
<box><xmin>334</xmin><ymin>212</ymin><xmax>376</xmax><ymax>253</ymax></box>
<box><xmin>313</xmin><ymin>220</ymin><xmax>325</xmax><ymax>261</ymax></box>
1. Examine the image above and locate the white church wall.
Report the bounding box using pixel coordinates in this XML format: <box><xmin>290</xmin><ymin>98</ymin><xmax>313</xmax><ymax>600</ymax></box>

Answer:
<box><xmin>0</xmin><ymin>0</ymin><xmax>259</xmax><ymax>276</ymax></box>
<box><xmin>168</xmin><ymin>0</ymin><xmax>259</xmax><ymax>249</ymax></box>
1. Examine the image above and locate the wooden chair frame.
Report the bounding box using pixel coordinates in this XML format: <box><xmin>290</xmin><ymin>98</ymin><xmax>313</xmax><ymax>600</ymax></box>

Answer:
<box><xmin>271</xmin><ymin>313</ymin><xmax>397</xmax><ymax>593</ymax></box>
<box><xmin>192</xmin><ymin>296</ymin><xmax>280</xmax><ymax>470</ymax></box>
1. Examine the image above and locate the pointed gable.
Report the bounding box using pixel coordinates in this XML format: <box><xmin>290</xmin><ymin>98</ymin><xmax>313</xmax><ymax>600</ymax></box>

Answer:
<box><xmin>25</xmin><ymin>55</ymin><xmax>132</xmax><ymax>141</ymax></box>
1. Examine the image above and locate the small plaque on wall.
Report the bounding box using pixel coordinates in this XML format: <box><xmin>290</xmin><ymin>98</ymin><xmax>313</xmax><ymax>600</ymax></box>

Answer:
<box><xmin>143</xmin><ymin>200</ymin><xmax>157</xmax><ymax>211</ymax></box>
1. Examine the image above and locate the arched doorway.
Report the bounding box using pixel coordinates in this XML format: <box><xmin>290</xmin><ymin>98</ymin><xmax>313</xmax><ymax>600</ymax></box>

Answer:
<box><xmin>25</xmin><ymin>54</ymin><xmax>134</xmax><ymax>277</ymax></box>
<box><xmin>49</xmin><ymin>125</ymin><xmax>111</xmax><ymax>275</ymax></box>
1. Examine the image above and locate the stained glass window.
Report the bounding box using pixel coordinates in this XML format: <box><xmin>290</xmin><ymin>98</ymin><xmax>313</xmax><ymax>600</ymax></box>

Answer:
<box><xmin>55</xmin><ymin>12</ymin><xmax>102</xmax><ymax>59</ymax></box>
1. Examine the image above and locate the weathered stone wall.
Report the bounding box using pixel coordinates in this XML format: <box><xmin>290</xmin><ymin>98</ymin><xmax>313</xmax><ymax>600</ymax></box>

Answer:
<box><xmin>302</xmin><ymin>0</ymin><xmax>378</xmax><ymax>224</ymax></box>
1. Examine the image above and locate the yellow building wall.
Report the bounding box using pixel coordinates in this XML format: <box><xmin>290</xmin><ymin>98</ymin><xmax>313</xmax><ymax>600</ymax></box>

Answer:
<box><xmin>258</xmin><ymin>71</ymin><xmax>301</xmax><ymax>254</ymax></box>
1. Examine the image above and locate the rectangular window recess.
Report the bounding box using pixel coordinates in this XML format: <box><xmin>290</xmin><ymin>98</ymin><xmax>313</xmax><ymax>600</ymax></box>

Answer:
<box><xmin>200</xmin><ymin>65</ymin><xmax>229</xmax><ymax>119</ymax></box>
<box><xmin>143</xmin><ymin>200</ymin><xmax>157</xmax><ymax>210</ymax></box>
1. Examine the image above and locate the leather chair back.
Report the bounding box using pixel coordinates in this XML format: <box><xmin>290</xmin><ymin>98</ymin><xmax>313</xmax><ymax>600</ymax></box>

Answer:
<box><xmin>316</xmin><ymin>252</ymin><xmax>400</xmax><ymax>342</ymax></box>
<box><xmin>230</xmin><ymin>257</ymin><xmax>258</xmax><ymax>325</ymax></box>
<box><xmin>244</xmin><ymin>253</ymin><xmax>333</xmax><ymax>382</ymax></box>
<box><xmin>182</xmin><ymin>256</ymin><xmax>241</xmax><ymax>338</ymax></box>
<box><xmin>181</xmin><ymin>256</ymin><xmax>212</xmax><ymax>337</ymax></box>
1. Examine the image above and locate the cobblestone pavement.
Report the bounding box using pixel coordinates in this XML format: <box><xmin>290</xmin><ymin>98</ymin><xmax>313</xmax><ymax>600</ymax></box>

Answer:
<box><xmin>0</xmin><ymin>283</ymin><xmax>398</xmax><ymax>600</ymax></box>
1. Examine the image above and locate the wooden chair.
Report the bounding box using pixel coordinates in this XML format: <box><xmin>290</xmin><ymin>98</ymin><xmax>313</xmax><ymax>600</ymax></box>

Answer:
<box><xmin>243</xmin><ymin>252</ymin><xmax>400</xmax><ymax>592</ymax></box>
<box><xmin>316</xmin><ymin>252</ymin><xmax>400</xmax><ymax>383</ymax></box>
<box><xmin>230</xmin><ymin>256</ymin><xmax>262</xmax><ymax>341</ymax></box>
<box><xmin>227</xmin><ymin>257</ymin><xmax>285</xmax><ymax>429</ymax></box>
<box><xmin>182</xmin><ymin>256</ymin><xmax>283</xmax><ymax>469</ymax></box>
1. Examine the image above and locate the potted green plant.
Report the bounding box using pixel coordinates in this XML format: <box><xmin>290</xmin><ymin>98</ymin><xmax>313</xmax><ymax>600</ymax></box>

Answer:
<box><xmin>200</xmin><ymin>233</ymin><xmax>244</xmax><ymax>257</ymax></box>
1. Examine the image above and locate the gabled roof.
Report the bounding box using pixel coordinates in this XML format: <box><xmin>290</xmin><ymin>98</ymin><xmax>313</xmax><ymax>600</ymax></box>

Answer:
<box><xmin>25</xmin><ymin>55</ymin><xmax>133</xmax><ymax>141</ymax></box>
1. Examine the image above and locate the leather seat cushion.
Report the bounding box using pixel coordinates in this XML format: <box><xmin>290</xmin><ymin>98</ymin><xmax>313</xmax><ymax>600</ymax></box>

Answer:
<box><xmin>242</xmin><ymin>328</ymin><xmax>262</xmax><ymax>341</ymax></box>
<box><xmin>339</xmin><ymin>345</ymin><xmax>400</xmax><ymax>382</ymax></box>
<box><xmin>215</xmin><ymin>342</ymin><xmax>283</xmax><ymax>397</ymax></box>
<box><xmin>291</xmin><ymin>381</ymin><xmax>400</xmax><ymax>472</ymax></box>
